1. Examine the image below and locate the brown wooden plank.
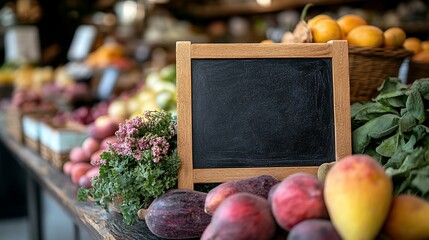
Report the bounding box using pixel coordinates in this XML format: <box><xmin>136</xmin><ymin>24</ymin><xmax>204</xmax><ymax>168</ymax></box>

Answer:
<box><xmin>194</xmin><ymin>167</ymin><xmax>319</xmax><ymax>183</ymax></box>
<box><xmin>330</xmin><ymin>40</ymin><xmax>352</xmax><ymax>160</ymax></box>
<box><xmin>176</xmin><ymin>41</ymin><xmax>195</xmax><ymax>190</ymax></box>
<box><xmin>191</xmin><ymin>43</ymin><xmax>333</xmax><ymax>58</ymax></box>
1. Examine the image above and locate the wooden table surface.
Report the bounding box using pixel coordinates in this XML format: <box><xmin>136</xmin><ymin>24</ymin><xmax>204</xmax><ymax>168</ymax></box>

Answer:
<box><xmin>0</xmin><ymin>118</ymin><xmax>162</xmax><ymax>240</ymax></box>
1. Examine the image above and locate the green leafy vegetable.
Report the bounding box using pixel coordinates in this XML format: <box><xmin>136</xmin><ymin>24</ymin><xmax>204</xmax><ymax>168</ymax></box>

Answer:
<box><xmin>352</xmin><ymin>77</ymin><xmax>429</xmax><ymax>200</ymax></box>
<box><xmin>78</xmin><ymin>110</ymin><xmax>181</xmax><ymax>225</ymax></box>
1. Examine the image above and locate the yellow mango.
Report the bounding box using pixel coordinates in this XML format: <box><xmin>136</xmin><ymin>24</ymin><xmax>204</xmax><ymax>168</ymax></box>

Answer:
<box><xmin>383</xmin><ymin>195</ymin><xmax>429</xmax><ymax>240</ymax></box>
<box><xmin>324</xmin><ymin>154</ymin><xmax>393</xmax><ymax>240</ymax></box>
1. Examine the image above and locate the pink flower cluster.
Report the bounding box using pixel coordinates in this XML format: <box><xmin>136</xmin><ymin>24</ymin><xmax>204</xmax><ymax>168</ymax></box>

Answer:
<box><xmin>91</xmin><ymin>158</ymin><xmax>107</xmax><ymax>166</ymax></box>
<box><xmin>108</xmin><ymin>111</ymin><xmax>176</xmax><ymax>163</ymax></box>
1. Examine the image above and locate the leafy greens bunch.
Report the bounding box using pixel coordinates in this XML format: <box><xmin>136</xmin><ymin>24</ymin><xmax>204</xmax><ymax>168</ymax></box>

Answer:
<box><xmin>352</xmin><ymin>77</ymin><xmax>429</xmax><ymax>200</ymax></box>
<box><xmin>78</xmin><ymin>110</ymin><xmax>180</xmax><ymax>225</ymax></box>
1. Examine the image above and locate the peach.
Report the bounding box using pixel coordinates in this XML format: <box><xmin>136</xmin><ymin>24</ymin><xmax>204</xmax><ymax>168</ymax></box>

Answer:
<box><xmin>383</xmin><ymin>195</ymin><xmax>429</xmax><ymax>240</ymax></box>
<box><xmin>324</xmin><ymin>154</ymin><xmax>392</xmax><ymax>240</ymax></box>
<box><xmin>69</xmin><ymin>147</ymin><xmax>90</xmax><ymax>163</ymax></box>
<box><xmin>100</xmin><ymin>135</ymin><xmax>120</xmax><ymax>150</ymax></box>
<box><xmin>78</xmin><ymin>175</ymin><xmax>92</xmax><ymax>188</ymax></box>
<box><xmin>90</xmin><ymin>149</ymin><xmax>105</xmax><ymax>166</ymax></box>
<box><xmin>201</xmin><ymin>193</ymin><xmax>276</xmax><ymax>240</ymax></box>
<box><xmin>270</xmin><ymin>173</ymin><xmax>328</xmax><ymax>230</ymax></box>
<box><xmin>85</xmin><ymin>167</ymin><xmax>99</xmax><ymax>180</ymax></box>
<box><xmin>63</xmin><ymin>161</ymin><xmax>75</xmax><ymax>175</ymax></box>
<box><xmin>82</xmin><ymin>137</ymin><xmax>100</xmax><ymax>156</ymax></box>
<box><xmin>87</xmin><ymin>115</ymin><xmax>118</xmax><ymax>140</ymax></box>
<box><xmin>70</xmin><ymin>162</ymin><xmax>93</xmax><ymax>184</ymax></box>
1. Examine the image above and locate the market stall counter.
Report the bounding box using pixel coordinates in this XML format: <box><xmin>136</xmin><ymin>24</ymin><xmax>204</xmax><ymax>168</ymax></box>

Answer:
<box><xmin>0</xmin><ymin>115</ymin><xmax>162</xmax><ymax>240</ymax></box>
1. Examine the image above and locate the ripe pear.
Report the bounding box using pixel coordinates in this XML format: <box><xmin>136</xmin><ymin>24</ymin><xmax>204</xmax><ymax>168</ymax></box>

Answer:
<box><xmin>324</xmin><ymin>154</ymin><xmax>393</xmax><ymax>240</ymax></box>
<box><xmin>383</xmin><ymin>195</ymin><xmax>429</xmax><ymax>240</ymax></box>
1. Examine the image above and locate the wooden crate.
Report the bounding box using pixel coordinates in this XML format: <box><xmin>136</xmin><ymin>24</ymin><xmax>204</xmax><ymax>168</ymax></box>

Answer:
<box><xmin>6</xmin><ymin>107</ymin><xmax>56</xmax><ymax>143</ymax></box>
<box><xmin>22</xmin><ymin>115</ymin><xmax>43</xmax><ymax>153</ymax></box>
<box><xmin>39</xmin><ymin>121</ymin><xmax>88</xmax><ymax>170</ymax></box>
<box><xmin>6</xmin><ymin>107</ymin><xmax>25</xmax><ymax>143</ymax></box>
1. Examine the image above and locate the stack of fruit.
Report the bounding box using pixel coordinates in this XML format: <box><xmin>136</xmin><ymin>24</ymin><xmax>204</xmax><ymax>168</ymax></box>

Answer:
<box><xmin>403</xmin><ymin>37</ymin><xmax>429</xmax><ymax>83</ymax></box>
<box><xmin>85</xmin><ymin>41</ymin><xmax>133</xmax><ymax>70</ymax></box>
<box><xmin>63</xmin><ymin>114</ymin><xmax>120</xmax><ymax>188</ymax></box>
<box><xmin>306</xmin><ymin>13</ymin><xmax>408</xmax><ymax>49</ymax></box>
<box><xmin>136</xmin><ymin>155</ymin><xmax>429</xmax><ymax>240</ymax></box>
<box><xmin>107</xmin><ymin>64</ymin><xmax>177</xmax><ymax>122</ymax></box>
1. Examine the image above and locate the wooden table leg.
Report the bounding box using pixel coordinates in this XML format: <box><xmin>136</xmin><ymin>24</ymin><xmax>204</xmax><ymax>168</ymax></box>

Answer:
<box><xmin>27</xmin><ymin>175</ymin><xmax>42</xmax><ymax>240</ymax></box>
<box><xmin>73</xmin><ymin>223</ymin><xmax>81</xmax><ymax>240</ymax></box>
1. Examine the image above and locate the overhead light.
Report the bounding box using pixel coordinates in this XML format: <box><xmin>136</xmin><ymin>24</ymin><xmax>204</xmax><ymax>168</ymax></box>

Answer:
<box><xmin>256</xmin><ymin>0</ymin><xmax>272</xmax><ymax>7</ymax></box>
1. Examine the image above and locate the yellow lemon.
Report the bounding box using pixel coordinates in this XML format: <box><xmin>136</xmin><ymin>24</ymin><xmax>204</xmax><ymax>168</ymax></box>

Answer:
<box><xmin>403</xmin><ymin>37</ymin><xmax>422</xmax><ymax>54</ymax></box>
<box><xmin>308</xmin><ymin>14</ymin><xmax>332</xmax><ymax>29</ymax></box>
<box><xmin>311</xmin><ymin>18</ymin><xmax>343</xmax><ymax>43</ymax></box>
<box><xmin>383</xmin><ymin>27</ymin><xmax>407</xmax><ymax>48</ymax></box>
<box><xmin>337</xmin><ymin>14</ymin><xmax>367</xmax><ymax>36</ymax></box>
<box><xmin>347</xmin><ymin>25</ymin><xmax>384</xmax><ymax>48</ymax></box>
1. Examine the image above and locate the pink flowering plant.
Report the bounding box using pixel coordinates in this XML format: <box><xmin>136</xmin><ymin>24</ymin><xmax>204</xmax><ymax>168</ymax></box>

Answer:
<box><xmin>78</xmin><ymin>110</ymin><xmax>180</xmax><ymax>225</ymax></box>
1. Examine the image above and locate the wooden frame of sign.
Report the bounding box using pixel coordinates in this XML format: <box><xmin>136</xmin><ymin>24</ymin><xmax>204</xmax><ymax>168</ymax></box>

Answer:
<box><xmin>176</xmin><ymin>40</ymin><xmax>351</xmax><ymax>190</ymax></box>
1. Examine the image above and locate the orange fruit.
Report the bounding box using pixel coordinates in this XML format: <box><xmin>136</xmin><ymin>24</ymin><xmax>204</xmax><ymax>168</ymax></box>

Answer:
<box><xmin>421</xmin><ymin>41</ymin><xmax>429</xmax><ymax>51</ymax></box>
<box><xmin>308</xmin><ymin>14</ymin><xmax>332</xmax><ymax>29</ymax></box>
<box><xmin>260</xmin><ymin>39</ymin><xmax>274</xmax><ymax>44</ymax></box>
<box><xmin>310</xmin><ymin>18</ymin><xmax>343</xmax><ymax>43</ymax></box>
<box><xmin>346</xmin><ymin>25</ymin><xmax>384</xmax><ymax>48</ymax></box>
<box><xmin>337</xmin><ymin>14</ymin><xmax>367</xmax><ymax>36</ymax></box>
<box><xmin>383</xmin><ymin>27</ymin><xmax>406</xmax><ymax>48</ymax></box>
<box><xmin>412</xmin><ymin>50</ymin><xmax>429</xmax><ymax>63</ymax></box>
<box><xmin>403</xmin><ymin>37</ymin><xmax>422</xmax><ymax>54</ymax></box>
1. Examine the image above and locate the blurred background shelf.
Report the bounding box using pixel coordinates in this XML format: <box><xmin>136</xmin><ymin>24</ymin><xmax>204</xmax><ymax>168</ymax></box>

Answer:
<box><xmin>164</xmin><ymin>0</ymin><xmax>365</xmax><ymax>19</ymax></box>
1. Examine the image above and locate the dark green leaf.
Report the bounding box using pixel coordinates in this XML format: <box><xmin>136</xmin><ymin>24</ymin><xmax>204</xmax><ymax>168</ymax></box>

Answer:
<box><xmin>377</xmin><ymin>77</ymin><xmax>406</xmax><ymax>94</ymax></box>
<box><xmin>412</xmin><ymin>125</ymin><xmax>429</xmax><ymax>143</ymax></box>
<box><xmin>376</xmin><ymin>90</ymin><xmax>408</xmax><ymax>107</ymax></box>
<box><xmin>406</xmin><ymin>89</ymin><xmax>425</xmax><ymax>123</ymax></box>
<box><xmin>411</xmin><ymin>173</ymin><xmax>429</xmax><ymax>195</ymax></box>
<box><xmin>353</xmin><ymin>114</ymin><xmax>399</xmax><ymax>153</ymax></box>
<box><xmin>394</xmin><ymin>173</ymin><xmax>415</xmax><ymax>195</ymax></box>
<box><xmin>363</xmin><ymin>146</ymin><xmax>383</xmax><ymax>162</ymax></box>
<box><xmin>352</xmin><ymin>102</ymin><xmax>399</xmax><ymax>122</ymax></box>
<box><xmin>386</xmin><ymin>148</ymin><xmax>426</xmax><ymax>176</ymax></box>
<box><xmin>384</xmin><ymin>150</ymin><xmax>408</xmax><ymax>169</ymax></box>
<box><xmin>411</xmin><ymin>78</ymin><xmax>429</xmax><ymax>100</ymax></box>
<box><xmin>376</xmin><ymin>134</ymin><xmax>400</xmax><ymax>157</ymax></box>
<box><xmin>403</xmin><ymin>135</ymin><xmax>417</xmax><ymax>153</ymax></box>
<box><xmin>399</xmin><ymin>112</ymin><xmax>417</xmax><ymax>133</ymax></box>
<box><xmin>351</xmin><ymin>102</ymin><xmax>372</xmax><ymax>118</ymax></box>
<box><xmin>386</xmin><ymin>96</ymin><xmax>406</xmax><ymax>108</ymax></box>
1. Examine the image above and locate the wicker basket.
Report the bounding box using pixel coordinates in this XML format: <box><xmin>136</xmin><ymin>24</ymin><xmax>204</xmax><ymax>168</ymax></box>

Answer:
<box><xmin>40</xmin><ymin>143</ymin><xmax>52</xmax><ymax>163</ymax></box>
<box><xmin>40</xmin><ymin>143</ymin><xmax>69</xmax><ymax>170</ymax></box>
<box><xmin>6</xmin><ymin>107</ymin><xmax>56</xmax><ymax>143</ymax></box>
<box><xmin>50</xmin><ymin>150</ymin><xmax>70</xmax><ymax>170</ymax></box>
<box><xmin>6</xmin><ymin>107</ymin><xmax>25</xmax><ymax>143</ymax></box>
<box><xmin>24</xmin><ymin>136</ymin><xmax>40</xmax><ymax>153</ymax></box>
<box><xmin>407</xmin><ymin>61</ymin><xmax>429</xmax><ymax>84</ymax></box>
<box><xmin>348</xmin><ymin>46</ymin><xmax>412</xmax><ymax>103</ymax></box>
<box><xmin>39</xmin><ymin>121</ymin><xmax>87</xmax><ymax>171</ymax></box>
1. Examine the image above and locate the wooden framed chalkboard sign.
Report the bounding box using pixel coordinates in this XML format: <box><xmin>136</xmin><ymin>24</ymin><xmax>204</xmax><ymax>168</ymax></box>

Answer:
<box><xmin>176</xmin><ymin>40</ymin><xmax>351</xmax><ymax>189</ymax></box>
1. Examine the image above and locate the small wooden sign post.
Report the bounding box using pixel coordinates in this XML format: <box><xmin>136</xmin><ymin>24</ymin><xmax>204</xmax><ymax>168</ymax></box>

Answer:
<box><xmin>176</xmin><ymin>40</ymin><xmax>351</xmax><ymax>189</ymax></box>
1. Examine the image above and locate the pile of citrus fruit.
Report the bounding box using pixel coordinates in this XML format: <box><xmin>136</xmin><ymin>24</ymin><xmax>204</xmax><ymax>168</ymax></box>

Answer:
<box><xmin>403</xmin><ymin>37</ymin><xmax>429</xmax><ymax>63</ymax></box>
<box><xmin>308</xmin><ymin>14</ymin><xmax>407</xmax><ymax>49</ymax></box>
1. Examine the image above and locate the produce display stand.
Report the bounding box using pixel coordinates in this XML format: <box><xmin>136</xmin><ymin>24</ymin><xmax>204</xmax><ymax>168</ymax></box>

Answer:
<box><xmin>0</xmin><ymin>115</ymin><xmax>162</xmax><ymax>240</ymax></box>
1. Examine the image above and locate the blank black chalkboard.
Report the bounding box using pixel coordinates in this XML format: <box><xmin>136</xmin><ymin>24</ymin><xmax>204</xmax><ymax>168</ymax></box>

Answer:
<box><xmin>176</xmin><ymin>41</ymin><xmax>351</xmax><ymax>189</ymax></box>
<box><xmin>192</xmin><ymin>58</ymin><xmax>335</xmax><ymax>168</ymax></box>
